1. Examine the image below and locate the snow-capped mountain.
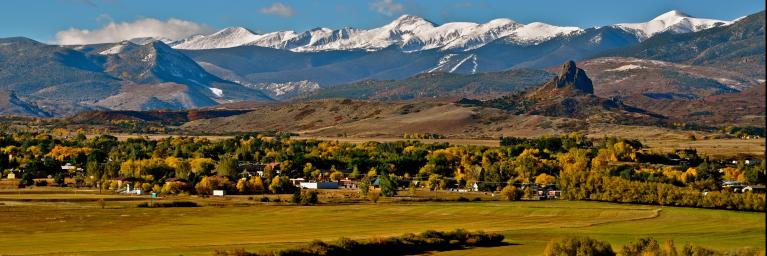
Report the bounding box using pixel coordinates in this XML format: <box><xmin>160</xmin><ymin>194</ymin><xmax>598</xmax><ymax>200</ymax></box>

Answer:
<box><xmin>612</xmin><ymin>10</ymin><xmax>730</xmax><ymax>40</ymax></box>
<box><xmin>170</xmin><ymin>10</ymin><xmax>730</xmax><ymax>52</ymax></box>
<box><xmin>171</xmin><ymin>15</ymin><xmax>581</xmax><ymax>52</ymax></box>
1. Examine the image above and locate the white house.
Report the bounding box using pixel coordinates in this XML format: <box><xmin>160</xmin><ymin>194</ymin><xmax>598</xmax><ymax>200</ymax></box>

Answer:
<box><xmin>299</xmin><ymin>181</ymin><xmax>339</xmax><ymax>189</ymax></box>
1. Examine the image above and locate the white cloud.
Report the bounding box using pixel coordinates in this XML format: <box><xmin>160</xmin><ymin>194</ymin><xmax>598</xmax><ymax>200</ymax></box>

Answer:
<box><xmin>55</xmin><ymin>18</ymin><xmax>212</xmax><ymax>45</ymax></box>
<box><xmin>259</xmin><ymin>2</ymin><xmax>295</xmax><ymax>17</ymax></box>
<box><xmin>370</xmin><ymin>0</ymin><xmax>404</xmax><ymax>16</ymax></box>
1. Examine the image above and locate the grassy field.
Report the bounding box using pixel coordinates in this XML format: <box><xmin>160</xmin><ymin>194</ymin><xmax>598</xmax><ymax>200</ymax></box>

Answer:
<box><xmin>0</xmin><ymin>195</ymin><xmax>763</xmax><ymax>256</ymax></box>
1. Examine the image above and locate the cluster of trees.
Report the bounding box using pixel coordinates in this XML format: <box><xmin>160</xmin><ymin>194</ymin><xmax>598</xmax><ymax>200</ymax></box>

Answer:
<box><xmin>544</xmin><ymin>236</ymin><xmax>763</xmax><ymax>256</ymax></box>
<box><xmin>402</xmin><ymin>133</ymin><xmax>445</xmax><ymax>139</ymax></box>
<box><xmin>214</xmin><ymin>229</ymin><xmax>504</xmax><ymax>256</ymax></box>
<box><xmin>1</xmin><ymin>131</ymin><xmax>764</xmax><ymax>209</ymax></box>
<box><xmin>560</xmin><ymin>171</ymin><xmax>765</xmax><ymax>211</ymax></box>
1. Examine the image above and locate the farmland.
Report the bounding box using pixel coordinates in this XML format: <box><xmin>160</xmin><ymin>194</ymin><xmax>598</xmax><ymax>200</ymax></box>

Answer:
<box><xmin>0</xmin><ymin>194</ymin><xmax>764</xmax><ymax>256</ymax></box>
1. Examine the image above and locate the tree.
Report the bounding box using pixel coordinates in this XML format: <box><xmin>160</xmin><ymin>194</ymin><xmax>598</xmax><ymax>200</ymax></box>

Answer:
<box><xmin>236</xmin><ymin>179</ymin><xmax>250</xmax><ymax>194</ymax></box>
<box><xmin>500</xmin><ymin>185</ymin><xmax>521</xmax><ymax>201</ymax></box>
<box><xmin>54</xmin><ymin>172</ymin><xmax>66</xmax><ymax>186</ymax></box>
<box><xmin>535</xmin><ymin>173</ymin><xmax>556</xmax><ymax>185</ymax></box>
<box><xmin>249</xmin><ymin>176</ymin><xmax>264</xmax><ymax>194</ymax></box>
<box><xmin>191</xmin><ymin>158</ymin><xmax>215</xmax><ymax>175</ymax></box>
<box><xmin>269</xmin><ymin>176</ymin><xmax>290</xmax><ymax>194</ymax></box>
<box><xmin>427</xmin><ymin>174</ymin><xmax>440</xmax><ymax>191</ymax></box>
<box><xmin>544</xmin><ymin>236</ymin><xmax>615</xmax><ymax>256</ymax></box>
<box><xmin>195</xmin><ymin>176</ymin><xmax>213</xmax><ymax>195</ymax></box>
<box><xmin>86</xmin><ymin>160</ymin><xmax>103</xmax><ymax>180</ymax></box>
<box><xmin>359</xmin><ymin>179</ymin><xmax>370</xmax><ymax>198</ymax></box>
<box><xmin>311</xmin><ymin>170</ymin><xmax>322</xmax><ymax>181</ymax></box>
<box><xmin>19</xmin><ymin>173</ymin><xmax>34</xmax><ymax>187</ymax></box>
<box><xmin>303</xmin><ymin>163</ymin><xmax>316</xmax><ymax>178</ymax></box>
<box><xmin>330</xmin><ymin>171</ymin><xmax>344</xmax><ymax>181</ymax></box>
<box><xmin>379</xmin><ymin>174</ymin><xmax>398</xmax><ymax>197</ymax></box>
<box><xmin>292</xmin><ymin>189</ymin><xmax>303</xmax><ymax>204</ymax></box>
<box><xmin>215</xmin><ymin>157</ymin><xmax>239</xmax><ymax>177</ymax></box>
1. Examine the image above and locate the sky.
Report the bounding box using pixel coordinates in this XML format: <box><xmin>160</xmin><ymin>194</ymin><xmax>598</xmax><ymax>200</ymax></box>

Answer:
<box><xmin>1</xmin><ymin>0</ymin><xmax>764</xmax><ymax>44</ymax></box>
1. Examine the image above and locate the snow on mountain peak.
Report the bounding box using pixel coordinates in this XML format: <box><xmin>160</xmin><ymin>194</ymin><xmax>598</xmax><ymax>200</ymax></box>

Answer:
<box><xmin>509</xmin><ymin>22</ymin><xmax>582</xmax><ymax>44</ymax></box>
<box><xmin>614</xmin><ymin>10</ymin><xmax>730</xmax><ymax>40</ymax></box>
<box><xmin>168</xmin><ymin>10</ymin><xmax>731</xmax><ymax>52</ymax></box>
<box><xmin>172</xmin><ymin>26</ymin><xmax>261</xmax><ymax>49</ymax></box>
<box><xmin>390</xmin><ymin>15</ymin><xmax>434</xmax><ymax>27</ymax></box>
<box><xmin>652</xmin><ymin>10</ymin><xmax>692</xmax><ymax>21</ymax></box>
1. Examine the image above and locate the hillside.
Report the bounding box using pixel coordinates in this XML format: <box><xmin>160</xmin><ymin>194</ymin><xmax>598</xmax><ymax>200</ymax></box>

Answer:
<box><xmin>302</xmin><ymin>69</ymin><xmax>553</xmax><ymax>101</ymax></box>
<box><xmin>0</xmin><ymin>90</ymin><xmax>51</xmax><ymax>117</ymax></box>
<box><xmin>601</xmin><ymin>11</ymin><xmax>765</xmax><ymax>79</ymax></box>
<box><xmin>579</xmin><ymin>57</ymin><xmax>757</xmax><ymax>99</ymax></box>
<box><xmin>0</xmin><ymin>38</ymin><xmax>272</xmax><ymax>116</ymax></box>
<box><xmin>460</xmin><ymin>61</ymin><xmax>663</xmax><ymax>124</ymax></box>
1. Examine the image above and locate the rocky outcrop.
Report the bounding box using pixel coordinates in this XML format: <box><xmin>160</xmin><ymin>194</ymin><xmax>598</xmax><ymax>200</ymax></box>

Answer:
<box><xmin>539</xmin><ymin>60</ymin><xmax>594</xmax><ymax>94</ymax></box>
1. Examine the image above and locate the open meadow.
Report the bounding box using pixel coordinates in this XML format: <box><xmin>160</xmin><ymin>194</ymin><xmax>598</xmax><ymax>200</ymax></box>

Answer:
<box><xmin>0</xmin><ymin>192</ymin><xmax>764</xmax><ymax>256</ymax></box>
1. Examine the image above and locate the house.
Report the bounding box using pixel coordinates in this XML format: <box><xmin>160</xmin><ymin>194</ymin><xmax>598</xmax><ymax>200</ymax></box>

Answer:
<box><xmin>299</xmin><ymin>181</ymin><xmax>339</xmax><ymax>189</ymax></box>
<box><xmin>547</xmin><ymin>190</ymin><xmax>561</xmax><ymax>199</ymax></box>
<box><xmin>123</xmin><ymin>183</ymin><xmax>142</xmax><ymax>195</ymax></box>
<box><xmin>6</xmin><ymin>172</ymin><xmax>15</xmax><ymax>179</ymax></box>
<box><xmin>290</xmin><ymin>178</ymin><xmax>306</xmax><ymax>186</ymax></box>
<box><xmin>338</xmin><ymin>178</ymin><xmax>356</xmax><ymax>189</ymax></box>
<box><xmin>213</xmin><ymin>190</ymin><xmax>225</xmax><ymax>196</ymax></box>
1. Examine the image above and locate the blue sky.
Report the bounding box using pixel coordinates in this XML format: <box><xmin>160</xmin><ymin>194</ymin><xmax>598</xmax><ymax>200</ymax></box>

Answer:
<box><xmin>1</xmin><ymin>0</ymin><xmax>764</xmax><ymax>44</ymax></box>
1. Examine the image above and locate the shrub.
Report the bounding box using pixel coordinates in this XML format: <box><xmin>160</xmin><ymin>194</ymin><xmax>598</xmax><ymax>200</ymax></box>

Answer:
<box><xmin>34</xmin><ymin>180</ymin><xmax>48</xmax><ymax>186</ymax></box>
<box><xmin>543</xmin><ymin>236</ymin><xmax>615</xmax><ymax>256</ymax></box>
<box><xmin>216</xmin><ymin>229</ymin><xmax>504</xmax><ymax>256</ymax></box>
<box><xmin>368</xmin><ymin>191</ymin><xmax>380</xmax><ymax>203</ymax></box>
<box><xmin>137</xmin><ymin>201</ymin><xmax>198</xmax><ymax>208</ymax></box>
<box><xmin>259</xmin><ymin>197</ymin><xmax>270</xmax><ymax>202</ymax></box>
<box><xmin>500</xmin><ymin>185</ymin><xmax>522</xmax><ymax>201</ymax></box>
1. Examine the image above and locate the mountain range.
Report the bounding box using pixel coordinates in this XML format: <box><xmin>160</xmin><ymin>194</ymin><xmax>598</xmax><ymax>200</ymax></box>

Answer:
<box><xmin>0</xmin><ymin>10</ymin><xmax>763</xmax><ymax>122</ymax></box>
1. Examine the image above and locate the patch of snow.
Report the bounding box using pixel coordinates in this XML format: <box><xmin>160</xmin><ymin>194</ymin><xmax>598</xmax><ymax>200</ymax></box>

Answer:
<box><xmin>209</xmin><ymin>87</ymin><xmax>224</xmax><ymax>97</ymax></box>
<box><xmin>606</xmin><ymin>64</ymin><xmax>644</xmax><ymax>72</ymax></box>
<box><xmin>450</xmin><ymin>54</ymin><xmax>475</xmax><ymax>73</ymax></box>
<box><xmin>243</xmin><ymin>80</ymin><xmax>320</xmax><ymax>97</ymax></box>
<box><xmin>99</xmin><ymin>44</ymin><xmax>126</xmax><ymax>55</ymax></box>
<box><xmin>142</xmin><ymin>54</ymin><xmax>153</xmax><ymax>62</ymax></box>
<box><xmin>428</xmin><ymin>54</ymin><xmax>458</xmax><ymax>72</ymax></box>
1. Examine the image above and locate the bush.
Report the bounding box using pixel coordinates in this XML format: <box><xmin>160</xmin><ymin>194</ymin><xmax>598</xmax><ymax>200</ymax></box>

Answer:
<box><xmin>34</xmin><ymin>180</ymin><xmax>48</xmax><ymax>186</ymax></box>
<box><xmin>500</xmin><ymin>185</ymin><xmax>522</xmax><ymax>201</ymax></box>
<box><xmin>215</xmin><ymin>229</ymin><xmax>504</xmax><ymax>256</ymax></box>
<box><xmin>368</xmin><ymin>191</ymin><xmax>380</xmax><ymax>203</ymax></box>
<box><xmin>543</xmin><ymin>236</ymin><xmax>615</xmax><ymax>256</ymax></box>
<box><xmin>259</xmin><ymin>197</ymin><xmax>270</xmax><ymax>202</ymax></box>
<box><xmin>136</xmin><ymin>201</ymin><xmax>198</xmax><ymax>208</ymax></box>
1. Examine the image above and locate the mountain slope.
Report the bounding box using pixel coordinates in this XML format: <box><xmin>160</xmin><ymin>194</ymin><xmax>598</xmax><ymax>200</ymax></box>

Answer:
<box><xmin>0</xmin><ymin>90</ymin><xmax>51</xmax><ymax>117</ymax></box>
<box><xmin>303</xmin><ymin>68</ymin><xmax>553</xmax><ymax>101</ymax></box>
<box><xmin>460</xmin><ymin>61</ymin><xmax>663</xmax><ymax>123</ymax></box>
<box><xmin>601</xmin><ymin>11</ymin><xmax>765</xmax><ymax>79</ymax></box>
<box><xmin>0</xmin><ymin>38</ymin><xmax>272</xmax><ymax>116</ymax></box>
<box><xmin>578</xmin><ymin>57</ymin><xmax>756</xmax><ymax>99</ymax></box>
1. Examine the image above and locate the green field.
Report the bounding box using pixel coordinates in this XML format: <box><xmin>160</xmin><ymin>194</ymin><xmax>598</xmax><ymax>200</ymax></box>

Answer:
<box><xmin>0</xmin><ymin>196</ymin><xmax>763</xmax><ymax>256</ymax></box>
